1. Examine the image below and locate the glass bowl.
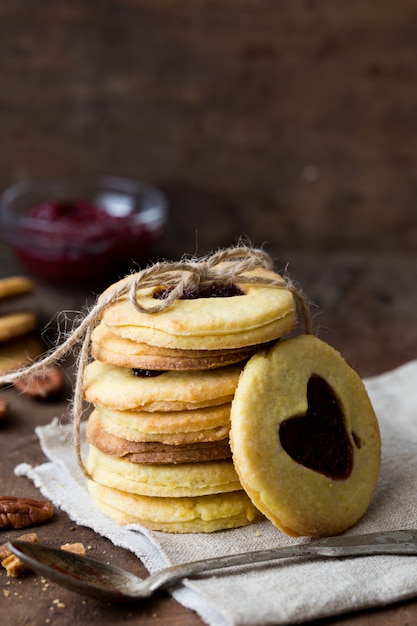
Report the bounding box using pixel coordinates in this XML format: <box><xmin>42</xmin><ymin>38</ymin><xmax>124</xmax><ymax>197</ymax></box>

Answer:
<box><xmin>0</xmin><ymin>176</ymin><xmax>168</xmax><ymax>285</ymax></box>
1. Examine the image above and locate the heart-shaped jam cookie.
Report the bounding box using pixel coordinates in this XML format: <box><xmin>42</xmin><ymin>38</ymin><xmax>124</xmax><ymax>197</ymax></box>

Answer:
<box><xmin>230</xmin><ymin>334</ymin><xmax>381</xmax><ymax>537</ymax></box>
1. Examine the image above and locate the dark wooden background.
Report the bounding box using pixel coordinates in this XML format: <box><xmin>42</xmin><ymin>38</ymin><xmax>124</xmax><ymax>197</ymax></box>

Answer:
<box><xmin>1</xmin><ymin>0</ymin><xmax>416</xmax><ymax>259</ymax></box>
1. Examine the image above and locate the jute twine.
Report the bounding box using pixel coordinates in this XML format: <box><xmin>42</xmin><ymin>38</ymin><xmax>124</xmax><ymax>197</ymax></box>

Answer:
<box><xmin>0</xmin><ymin>246</ymin><xmax>313</xmax><ymax>479</ymax></box>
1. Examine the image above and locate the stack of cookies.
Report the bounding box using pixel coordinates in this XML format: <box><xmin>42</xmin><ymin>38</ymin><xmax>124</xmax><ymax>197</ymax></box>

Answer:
<box><xmin>82</xmin><ymin>262</ymin><xmax>298</xmax><ymax>533</ymax></box>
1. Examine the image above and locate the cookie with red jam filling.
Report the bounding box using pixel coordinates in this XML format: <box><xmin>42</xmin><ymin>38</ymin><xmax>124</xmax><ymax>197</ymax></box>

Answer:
<box><xmin>230</xmin><ymin>334</ymin><xmax>381</xmax><ymax>537</ymax></box>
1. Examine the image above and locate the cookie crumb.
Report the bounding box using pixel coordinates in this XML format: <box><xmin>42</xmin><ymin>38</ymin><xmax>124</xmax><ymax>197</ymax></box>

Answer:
<box><xmin>60</xmin><ymin>542</ymin><xmax>86</xmax><ymax>555</ymax></box>
<box><xmin>52</xmin><ymin>599</ymin><xmax>66</xmax><ymax>608</ymax></box>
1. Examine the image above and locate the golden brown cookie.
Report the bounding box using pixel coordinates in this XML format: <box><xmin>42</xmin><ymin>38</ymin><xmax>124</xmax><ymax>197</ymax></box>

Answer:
<box><xmin>83</xmin><ymin>360</ymin><xmax>242</xmax><ymax>411</ymax></box>
<box><xmin>0</xmin><ymin>276</ymin><xmax>34</xmax><ymax>300</ymax></box>
<box><xmin>91</xmin><ymin>322</ymin><xmax>261</xmax><ymax>370</ymax></box>
<box><xmin>87</xmin><ymin>480</ymin><xmax>263</xmax><ymax>533</ymax></box>
<box><xmin>94</xmin><ymin>404</ymin><xmax>231</xmax><ymax>444</ymax></box>
<box><xmin>0</xmin><ymin>312</ymin><xmax>38</xmax><ymax>343</ymax></box>
<box><xmin>230</xmin><ymin>334</ymin><xmax>381</xmax><ymax>537</ymax></box>
<box><xmin>100</xmin><ymin>267</ymin><xmax>296</xmax><ymax>351</ymax></box>
<box><xmin>86</xmin><ymin>445</ymin><xmax>241</xmax><ymax>497</ymax></box>
<box><xmin>0</xmin><ymin>335</ymin><xmax>44</xmax><ymax>374</ymax></box>
<box><xmin>86</xmin><ymin>411</ymin><xmax>231</xmax><ymax>463</ymax></box>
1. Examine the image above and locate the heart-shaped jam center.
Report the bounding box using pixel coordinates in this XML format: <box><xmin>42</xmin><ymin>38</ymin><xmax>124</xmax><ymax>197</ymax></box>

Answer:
<box><xmin>279</xmin><ymin>374</ymin><xmax>354</xmax><ymax>480</ymax></box>
<box><xmin>153</xmin><ymin>283</ymin><xmax>244</xmax><ymax>300</ymax></box>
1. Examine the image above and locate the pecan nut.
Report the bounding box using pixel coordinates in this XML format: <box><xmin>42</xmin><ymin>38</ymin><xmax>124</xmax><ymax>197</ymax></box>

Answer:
<box><xmin>14</xmin><ymin>365</ymin><xmax>64</xmax><ymax>398</ymax></box>
<box><xmin>0</xmin><ymin>496</ymin><xmax>54</xmax><ymax>530</ymax></box>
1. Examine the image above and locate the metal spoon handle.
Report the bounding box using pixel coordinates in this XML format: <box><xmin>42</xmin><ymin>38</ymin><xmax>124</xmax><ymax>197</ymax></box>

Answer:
<box><xmin>146</xmin><ymin>529</ymin><xmax>417</xmax><ymax>592</ymax></box>
<box><xmin>8</xmin><ymin>529</ymin><xmax>417</xmax><ymax>602</ymax></box>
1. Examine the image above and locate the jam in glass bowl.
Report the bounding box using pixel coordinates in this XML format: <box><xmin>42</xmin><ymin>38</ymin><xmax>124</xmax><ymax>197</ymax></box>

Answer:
<box><xmin>0</xmin><ymin>176</ymin><xmax>168</xmax><ymax>285</ymax></box>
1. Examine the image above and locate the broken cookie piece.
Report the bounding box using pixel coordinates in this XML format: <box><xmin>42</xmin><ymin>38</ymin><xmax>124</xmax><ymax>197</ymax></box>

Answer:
<box><xmin>0</xmin><ymin>532</ymin><xmax>38</xmax><ymax>577</ymax></box>
<box><xmin>60</xmin><ymin>542</ymin><xmax>86</xmax><ymax>555</ymax></box>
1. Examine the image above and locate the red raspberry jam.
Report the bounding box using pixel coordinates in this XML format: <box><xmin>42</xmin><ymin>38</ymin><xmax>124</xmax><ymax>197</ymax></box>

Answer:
<box><xmin>15</xmin><ymin>199</ymin><xmax>157</xmax><ymax>285</ymax></box>
<box><xmin>279</xmin><ymin>374</ymin><xmax>354</xmax><ymax>480</ymax></box>
<box><xmin>153</xmin><ymin>283</ymin><xmax>244</xmax><ymax>300</ymax></box>
<box><xmin>132</xmin><ymin>369</ymin><xmax>165</xmax><ymax>377</ymax></box>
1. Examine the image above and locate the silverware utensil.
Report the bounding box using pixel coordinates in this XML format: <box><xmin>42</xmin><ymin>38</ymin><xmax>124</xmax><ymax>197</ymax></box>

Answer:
<box><xmin>8</xmin><ymin>529</ymin><xmax>417</xmax><ymax>603</ymax></box>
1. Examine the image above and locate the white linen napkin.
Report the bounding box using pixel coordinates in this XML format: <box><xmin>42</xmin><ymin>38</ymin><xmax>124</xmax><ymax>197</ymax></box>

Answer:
<box><xmin>15</xmin><ymin>359</ymin><xmax>417</xmax><ymax>626</ymax></box>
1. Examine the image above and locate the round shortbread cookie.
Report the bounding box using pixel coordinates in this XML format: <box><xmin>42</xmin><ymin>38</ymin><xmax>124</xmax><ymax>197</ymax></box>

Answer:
<box><xmin>87</xmin><ymin>480</ymin><xmax>263</xmax><ymax>532</ymax></box>
<box><xmin>100</xmin><ymin>267</ymin><xmax>296</xmax><ymax>350</ymax></box>
<box><xmin>230</xmin><ymin>335</ymin><xmax>381</xmax><ymax>538</ymax></box>
<box><xmin>91</xmin><ymin>322</ymin><xmax>261</xmax><ymax>370</ymax></box>
<box><xmin>0</xmin><ymin>312</ymin><xmax>37</xmax><ymax>342</ymax></box>
<box><xmin>83</xmin><ymin>360</ymin><xmax>242</xmax><ymax>411</ymax></box>
<box><xmin>95</xmin><ymin>405</ymin><xmax>231</xmax><ymax>444</ymax></box>
<box><xmin>0</xmin><ymin>276</ymin><xmax>34</xmax><ymax>300</ymax></box>
<box><xmin>0</xmin><ymin>335</ymin><xmax>44</xmax><ymax>374</ymax></box>
<box><xmin>86</xmin><ymin>411</ymin><xmax>231</xmax><ymax>463</ymax></box>
<box><xmin>86</xmin><ymin>445</ymin><xmax>241</xmax><ymax>497</ymax></box>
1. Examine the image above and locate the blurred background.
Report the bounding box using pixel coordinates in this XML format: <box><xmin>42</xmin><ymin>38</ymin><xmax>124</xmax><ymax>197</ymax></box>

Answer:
<box><xmin>1</xmin><ymin>0</ymin><xmax>416</xmax><ymax>261</ymax></box>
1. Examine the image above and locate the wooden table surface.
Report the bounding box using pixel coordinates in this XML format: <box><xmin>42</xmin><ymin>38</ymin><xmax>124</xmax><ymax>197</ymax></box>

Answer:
<box><xmin>1</xmin><ymin>228</ymin><xmax>417</xmax><ymax>626</ymax></box>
